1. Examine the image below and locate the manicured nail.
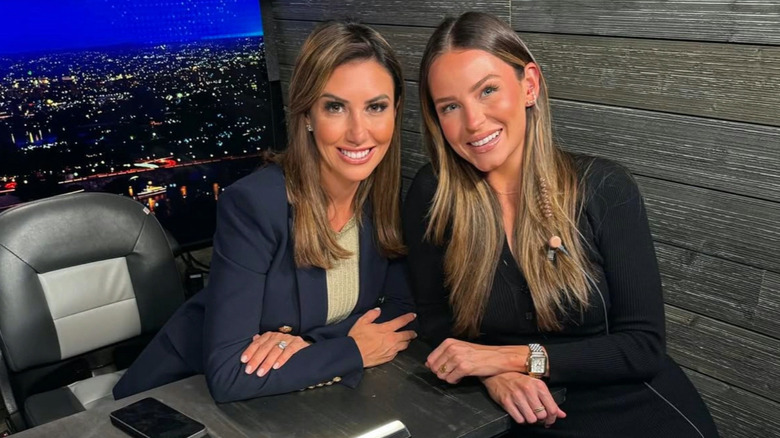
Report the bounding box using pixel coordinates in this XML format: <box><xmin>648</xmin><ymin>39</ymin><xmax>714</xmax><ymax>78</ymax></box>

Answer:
<box><xmin>245</xmin><ymin>365</ymin><xmax>252</xmax><ymax>374</ymax></box>
<box><xmin>240</xmin><ymin>355</ymin><xmax>248</xmax><ymax>363</ymax></box>
<box><xmin>273</xmin><ymin>362</ymin><xmax>280</xmax><ymax>370</ymax></box>
<box><xmin>257</xmin><ymin>368</ymin><xmax>266</xmax><ymax>377</ymax></box>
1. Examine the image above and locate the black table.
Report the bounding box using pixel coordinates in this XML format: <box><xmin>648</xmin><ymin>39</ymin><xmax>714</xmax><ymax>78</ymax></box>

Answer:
<box><xmin>15</xmin><ymin>341</ymin><xmax>511</xmax><ymax>437</ymax></box>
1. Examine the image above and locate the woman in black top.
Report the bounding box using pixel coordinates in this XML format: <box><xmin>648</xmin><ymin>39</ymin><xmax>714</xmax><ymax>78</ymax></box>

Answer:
<box><xmin>402</xmin><ymin>12</ymin><xmax>719</xmax><ymax>437</ymax></box>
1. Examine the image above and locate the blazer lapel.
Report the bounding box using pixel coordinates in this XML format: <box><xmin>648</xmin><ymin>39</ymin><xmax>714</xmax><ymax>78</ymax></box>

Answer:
<box><xmin>291</xmin><ymin>216</ymin><xmax>328</xmax><ymax>332</ymax></box>
<box><xmin>356</xmin><ymin>211</ymin><xmax>383</xmax><ymax>310</ymax></box>
<box><xmin>295</xmin><ymin>264</ymin><xmax>327</xmax><ymax>332</ymax></box>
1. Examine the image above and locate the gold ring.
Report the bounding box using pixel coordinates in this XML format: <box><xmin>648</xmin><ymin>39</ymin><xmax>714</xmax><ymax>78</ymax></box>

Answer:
<box><xmin>438</xmin><ymin>364</ymin><xmax>448</xmax><ymax>374</ymax></box>
<box><xmin>533</xmin><ymin>406</ymin><xmax>546</xmax><ymax>413</ymax></box>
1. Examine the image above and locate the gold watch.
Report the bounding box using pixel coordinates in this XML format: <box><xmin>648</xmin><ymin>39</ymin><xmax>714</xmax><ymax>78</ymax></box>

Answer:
<box><xmin>526</xmin><ymin>343</ymin><xmax>547</xmax><ymax>379</ymax></box>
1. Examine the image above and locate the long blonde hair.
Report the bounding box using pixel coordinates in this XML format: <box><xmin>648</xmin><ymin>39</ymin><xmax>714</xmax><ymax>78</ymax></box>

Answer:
<box><xmin>419</xmin><ymin>12</ymin><xmax>592</xmax><ymax>335</ymax></box>
<box><xmin>282</xmin><ymin>21</ymin><xmax>405</xmax><ymax>268</ymax></box>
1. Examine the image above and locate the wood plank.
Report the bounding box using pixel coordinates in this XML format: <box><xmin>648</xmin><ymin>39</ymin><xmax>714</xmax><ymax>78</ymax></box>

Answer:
<box><xmin>657</xmin><ymin>243</ymin><xmax>779</xmax><ymax>339</ymax></box>
<box><xmin>684</xmin><ymin>367</ymin><xmax>780</xmax><ymax>438</ymax></box>
<box><xmin>400</xmin><ymin>89</ymin><xmax>780</xmax><ymax>203</ymax></box>
<box><xmin>550</xmin><ymin>100</ymin><xmax>780</xmax><ymax>203</ymax></box>
<box><xmin>276</xmin><ymin>21</ymin><xmax>780</xmax><ymax>126</ymax></box>
<box><xmin>666</xmin><ymin>305</ymin><xmax>779</xmax><ymax>402</ymax></box>
<box><xmin>638</xmin><ymin>176</ymin><xmax>780</xmax><ymax>274</ymax></box>
<box><xmin>511</xmin><ymin>0</ymin><xmax>780</xmax><ymax>46</ymax></box>
<box><xmin>521</xmin><ymin>33</ymin><xmax>780</xmax><ymax>126</ymax></box>
<box><xmin>401</xmin><ymin>130</ymin><xmax>426</xmax><ymax>182</ymax></box>
<box><xmin>273</xmin><ymin>1</ymin><xmax>510</xmax><ymax>26</ymax></box>
<box><xmin>275</xmin><ymin>21</ymin><xmax>431</xmax><ymax>80</ymax></box>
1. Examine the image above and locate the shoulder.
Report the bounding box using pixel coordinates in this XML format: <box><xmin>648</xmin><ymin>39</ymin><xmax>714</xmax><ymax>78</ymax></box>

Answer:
<box><xmin>222</xmin><ymin>163</ymin><xmax>287</xmax><ymax>205</ymax></box>
<box><xmin>218</xmin><ymin>163</ymin><xmax>289</xmax><ymax>223</ymax></box>
<box><xmin>573</xmin><ymin>155</ymin><xmax>645</xmax><ymax>232</ymax></box>
<box><xmin>574</xmin><ymin>155</ymin><xmax>641</xmax><ymax>205</ymax></box>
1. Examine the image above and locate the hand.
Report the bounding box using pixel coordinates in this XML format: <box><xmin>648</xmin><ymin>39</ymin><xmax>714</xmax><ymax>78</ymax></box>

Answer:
<box><xmin>427</xmin><ymin>338</ymin><xmax>521</xmax><ymax>383</ymax></box>
<box><xmin>482</xmin><ymin>372</ymin><xmax>566</xmax><ymax>427</ymax></box>
<box><xmin>240</xmin><ymin>332</ymin><xmax>309</xmax><ymax>377</ymax></box>
<box><xmin>348</xmin><ymin>308</ymin><xmax>417</xmax><ymax>368</ymax></box>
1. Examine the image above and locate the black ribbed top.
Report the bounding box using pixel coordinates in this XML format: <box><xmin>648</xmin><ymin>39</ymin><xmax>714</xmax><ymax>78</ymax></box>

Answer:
<box><xmin>402</xmin><ymin>156</ymin><xmax>719</xmax><ymax>437</ymax></box>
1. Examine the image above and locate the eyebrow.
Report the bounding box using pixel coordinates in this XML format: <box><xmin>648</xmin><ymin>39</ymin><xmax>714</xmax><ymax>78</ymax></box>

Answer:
<box><xmin>320</xmin><ymin>93</ymin><xmax>391</xmax><ymax>104</ymax></box>
<box><xmin>433</xmin><ymin>74</ymin><xmax>500</xmax><ymax>105</ymax></box>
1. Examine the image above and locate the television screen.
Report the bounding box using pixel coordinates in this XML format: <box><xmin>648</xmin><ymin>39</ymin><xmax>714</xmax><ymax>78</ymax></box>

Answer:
<box><xmin>0</xmin><ymin>0</ymin><xmax>280</xmax><ymax>249</ymax></box>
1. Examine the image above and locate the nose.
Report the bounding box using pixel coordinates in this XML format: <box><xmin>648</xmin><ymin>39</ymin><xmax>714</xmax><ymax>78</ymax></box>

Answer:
<box><xmin>345</xmin><ymin>112</ymin><xmax>368</xmax><ymax>145</ymax></box>
<box><xmin>463</xmin><ymin>103</ymin><xmax>485</xmax><ymax>132</ymax></box>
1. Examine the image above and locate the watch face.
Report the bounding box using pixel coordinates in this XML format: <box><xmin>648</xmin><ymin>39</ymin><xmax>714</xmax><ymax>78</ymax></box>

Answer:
<box><xmin>530</xmin><ymin>357</ymin><xmax>546</xmax><ymax>374</ymax></box>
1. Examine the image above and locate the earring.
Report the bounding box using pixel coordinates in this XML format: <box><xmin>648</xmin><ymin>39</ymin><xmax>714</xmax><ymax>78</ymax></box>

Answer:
<box><xmin>306</xmin><ymin>123</ymin><xmax>313</xmax><ymax>132</ymax></box>
<box><xmin>526</xmin><ymin>86</ymin><xmax>537</xmax><ymax>107</ymax></box>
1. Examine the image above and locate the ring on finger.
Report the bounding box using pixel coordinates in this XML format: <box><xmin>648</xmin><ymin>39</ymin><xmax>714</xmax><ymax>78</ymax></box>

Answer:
<box><xmin>533</xmin><ymin>406</ymin><xmax>545</xmax><ymax>413</ymax></box>
<box><xmin>277</xmin><ymin>340</ymin><xmax>288</xmax><ymax>350</ymax></box>
<box><xmin>438</xmin><ymin>364</ymin><xmax>448</xmax><ymax>374</ymax></box>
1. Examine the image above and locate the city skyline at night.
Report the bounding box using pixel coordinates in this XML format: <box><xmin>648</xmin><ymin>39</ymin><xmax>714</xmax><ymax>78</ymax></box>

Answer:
<box><xmin>0</xmin><ymin>0</ymin><xmax>277</xmax><ymax>247</ymax></box>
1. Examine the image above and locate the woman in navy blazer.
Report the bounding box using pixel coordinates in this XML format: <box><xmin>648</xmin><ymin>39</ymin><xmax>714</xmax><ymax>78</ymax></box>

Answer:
<box><xmin>113</xmin><ymin>21</ymin><xmax>417</xmax><ymax>403</ymax></box>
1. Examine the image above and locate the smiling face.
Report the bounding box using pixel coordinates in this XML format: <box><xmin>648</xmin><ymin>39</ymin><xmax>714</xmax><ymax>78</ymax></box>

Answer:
<box><xmin>428</xmin><ymin>49</ymin><xmax>538</xmax><ymax>179</ymax></box>
<box><xmin>308</xmin><ymin>59</ymin><xmax>396</xmax><ymax>193</ymax></box>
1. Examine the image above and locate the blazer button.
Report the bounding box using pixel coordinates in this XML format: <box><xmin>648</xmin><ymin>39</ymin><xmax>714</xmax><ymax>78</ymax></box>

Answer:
<box><xmin>278</xmin><ymin>325</ymin><xmax>293</xmax><ymax>334</ymax></box>
<box><xmin>333</xmin><ymin>376</ymin><xmax>342</xmax><ymax>383</ymax></box>
<box><xmin>307</xmin><ymin>385</ymin><xmax>315</xmax><ymax>390</ymax></box>
<box><xmin>316</xmin><ymin>383</ymin><xmax>325</xmax><ymax>387</ymax></box>
<box><xmin>325</xmin><ymin>381</ymin><xmax>333</xmax><ymax>386</ymax></box>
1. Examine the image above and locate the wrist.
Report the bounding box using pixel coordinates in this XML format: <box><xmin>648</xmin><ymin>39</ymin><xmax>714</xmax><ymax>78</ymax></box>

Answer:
<box><xmin>498</xmin><ymin>345</ymin><xmax>530</xmax><ymax>373</ymax></box>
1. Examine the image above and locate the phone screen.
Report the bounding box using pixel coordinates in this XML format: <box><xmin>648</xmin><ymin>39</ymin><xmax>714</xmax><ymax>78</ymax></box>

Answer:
<box><xmin>110</xmin><ymin>397</ymin><xmax>207</xmax><ymax>438</ymax></box>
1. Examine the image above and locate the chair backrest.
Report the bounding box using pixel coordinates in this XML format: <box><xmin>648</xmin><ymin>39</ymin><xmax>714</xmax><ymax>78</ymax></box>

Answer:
<box><xmin>0</xmin><ymin>191</ymin><xmax>185</xmax><ymax>379</ymax></box>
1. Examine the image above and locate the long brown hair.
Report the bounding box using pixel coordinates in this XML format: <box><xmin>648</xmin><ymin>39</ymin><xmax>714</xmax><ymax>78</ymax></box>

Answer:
<box><xmin>419</xmin><ymin>12</ymin><xmax>592</xmax><ymax>335</ymax></box>
<box><xmin>282</xmin><ymin>21</ymin><xmax>406</xmax><ymax>268</ymax></box>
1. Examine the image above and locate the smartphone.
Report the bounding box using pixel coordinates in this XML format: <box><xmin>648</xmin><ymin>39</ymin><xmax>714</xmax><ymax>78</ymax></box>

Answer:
<box><xmin>109</xmin><ymin>397</ymin><xmax>207</xmax><ymax>438</ymax></box>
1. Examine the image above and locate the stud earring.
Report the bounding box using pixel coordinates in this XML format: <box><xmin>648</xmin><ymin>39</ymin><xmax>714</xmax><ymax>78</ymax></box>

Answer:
<box><xmin>306</xmin><ymin>123</ymin><xmax>313</xmax><ymax>132</ymax></box>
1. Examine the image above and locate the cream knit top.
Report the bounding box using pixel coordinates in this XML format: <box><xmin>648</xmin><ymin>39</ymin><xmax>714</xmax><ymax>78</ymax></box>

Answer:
<box><xmin>325</xmin><ymin>215</ymin><xmax>359</xmax><ymax>324</ymax></box>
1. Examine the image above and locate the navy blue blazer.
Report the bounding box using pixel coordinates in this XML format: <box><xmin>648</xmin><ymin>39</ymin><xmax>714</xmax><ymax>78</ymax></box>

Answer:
<box><xmin>113</xmin><ymin>164</ymin><xmax>415</xmax><ymax>402</ymax></box>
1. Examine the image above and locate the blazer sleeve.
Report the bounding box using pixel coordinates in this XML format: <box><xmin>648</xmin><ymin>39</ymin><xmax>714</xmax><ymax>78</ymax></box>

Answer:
<box><xmin>544</xmin><ymin>161</ymin><xmax>666</xmax><ymax>385</ymax></box>
<box><xmin>402</xmin><ymin>165</ymin><xmax>453</xmax><ymax>347</ymax></box>
<box><xmin>202</xmin><ymin>182</ymin><xmax>363</xmax><ymax>403</ymax></box>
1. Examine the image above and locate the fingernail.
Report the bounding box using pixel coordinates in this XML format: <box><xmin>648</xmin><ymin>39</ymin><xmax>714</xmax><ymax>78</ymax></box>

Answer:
<box><xmin>273</xmin><ymin>362</ymin><xmax>280</xmax><ymax>370</ymax></box>
<box><xmin>240</xmin><ymin>355</ymin><xmax>248</xmax><ymax>363</ymax></box>
<box><xmin>245</xmin><ymin>365</ymin><xmax>252</xmax><ymax>374</ymax></box>
<box><xmin>412</xmin><ymin>313</ymin><xmax>417</xmax><ymax>318</ymax></box>
<box><xmin>374</xmin><ymin>307</ymin><xmax>381</xmax><ymax>312</ymax></box>
<box><xmin>257</xmin><ymin>368</ymin><xmax>266</xmax><ymax>377</ymax></box>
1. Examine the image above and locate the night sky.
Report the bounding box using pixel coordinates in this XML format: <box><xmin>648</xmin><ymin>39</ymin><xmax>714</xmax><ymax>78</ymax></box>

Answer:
<box><xmin>0</xmin><ymin>0</ymin><xmax>263</xmax><ymax>55</ymax></box>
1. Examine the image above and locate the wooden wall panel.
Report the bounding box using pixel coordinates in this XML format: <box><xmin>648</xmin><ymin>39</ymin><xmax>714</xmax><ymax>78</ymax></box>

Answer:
<box><xmin>685</xmin><ymin>369</ymin><xmax>780</xmax><ymax>438</ymax></box>
<box><xmin>666</xmin><ymin>306</ymin><xmax>779</xmax><ymax>402</ymax></box>
<box><xmin>551</xmin><ymin>100</ymin><xmax>780</xmax><ymax>203</ymax></box>
<box><xmin>399</xmin><ymin>86</ymin><xmax>780</xmax><ymax>203</ymax></box>
<box><xmin>273</xmin><ymin>1</ymin><xmax>510</xmax><ymax>26</ymax></box>
<box><xmin>638</xmin><ymin>176</ymin><xmax>780</xmax><ymax>273</ymax></box>
<box><xmin>511</xmin><ymin>1</ymin><xmax>780</xmax><ymax>46</ymax></box>
<box><xmin>522</xmin><ymin>33</ymin><xmax>780</xmax><ymax>126</ymax></box>
<box><xmin>276</xmin><ymin>21</ymin><xmax>780</xmax><ymax>126</ymax></box>
<box><xmin>658</xmin><ymin>244</ymin><xmax>779</xmax><ymax>339</ymax></box>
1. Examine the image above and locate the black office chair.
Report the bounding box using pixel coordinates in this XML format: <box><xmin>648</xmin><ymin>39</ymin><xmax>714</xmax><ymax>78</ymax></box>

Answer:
<box><xmin>0</xmin><ymin>192</ymin><xmax>186</xmax><ymax>431</ymax></box>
